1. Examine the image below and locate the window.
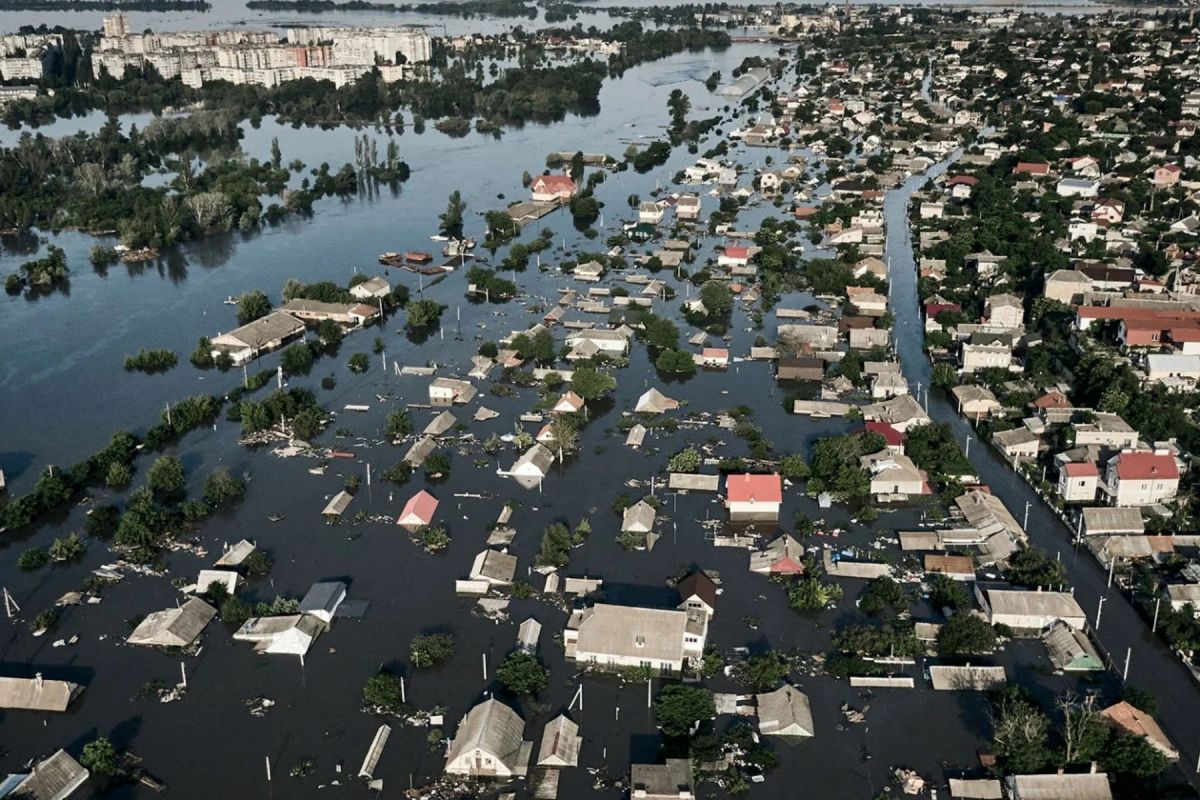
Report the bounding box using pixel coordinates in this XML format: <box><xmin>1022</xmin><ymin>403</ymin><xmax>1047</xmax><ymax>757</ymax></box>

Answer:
<box><xmin>634</xmin><ymin>635</ymin><xmax>645</xmax><ymax>648</ymax></box>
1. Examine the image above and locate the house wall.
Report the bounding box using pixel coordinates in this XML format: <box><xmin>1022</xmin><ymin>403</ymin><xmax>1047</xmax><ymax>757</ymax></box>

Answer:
<box><xmin>573</xmin><ymin>650</ymin><xmax>682</xmax><ymax>674</ymax></box>
<box><xmin>1112</xmin><ymin>476</ymin><xmax>1179</xmax><ymax>506</ymax></box>
<box><xmin>446</xmin><ymin>747</ymin><xmax>515</xmax><ymax>778</ymax></box>
<box><xmin>727</xmin><ymin>500</ymin><xmax>780</xmax><ymax>521</ymax></box>
<box><xmin>1058</xmin><ymin>473</ymin><xmax>1098</xmax><ymax>502</ymax></box>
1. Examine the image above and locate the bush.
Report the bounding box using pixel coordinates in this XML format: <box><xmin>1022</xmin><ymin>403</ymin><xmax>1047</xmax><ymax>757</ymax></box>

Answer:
<box><xmin>937</xmin><ymin>613</ymin><xmax>997</xmax><ymax>656</ymax></box>
<box><xmin>424</xmin><ymin>452</ymin><xmax>451</xmax><ymax>478</ymax></box>
<box><xmin>416</xmin><ymin>525</ymin><xmax>451</xmax><ymax>552</ymax></box>
<box><xmin>80</xmin><ymin>737</ymin><xmax>121</xmax><ymax>777</ymax></box>
<box><xmin>18</xmin><ymin>547</ymin><xmax>49</xmax><ymax>571</ymax></box>
<box><xmin>49</xmin><ymin>532</ymin><xmax>86</xmax><ymax>562</ymax></box>
<box><xmin>732</xmin><ymin>653</ymin><xmax>789</xmax><ymax>692</ymax></box>
<box><xmin>85</xmin><ymin>505</ymin><xmax>120</xmax><ymax>538</ymax></box>
<box><xmin>147</xmin><ymin>455</ymin><xmax>186</xmax><ymax>498</ymax></box>
<box><xmin>654</xmin><ymin>684</ymin><xmax>714</xmax><ymax>738</ymax></box>
<box><xmin>347</xmin><ymin>353</ymin><xmax>370</xmax><ymax>373</ymax></box>
<box><xmin>667</xmin><ymin>447</ymin><xmax>701</xmax><ymax>473</ymax></box>
<box><xmin>496</xmin><ymin>651</ymin><xmax>549</xmax><ymax>696</ymax></box>
<box><xmin>220</xmin><ymin>597</ymin><xmax>252</xmax><ymax>627</ymax></box>
<box><xmin>204</xmin><ymin>469</ymin><xmax>245</xmax><ymax>507</ymax></box>
<box><xmin>411</xmin><ymin>633</ymin><xmax>455</xmax><ymax>668</ymax></box>
<box><xmin>362</xmin><ymin>672</ymin><xmax>409</xmax><ymax>714</ymax></box>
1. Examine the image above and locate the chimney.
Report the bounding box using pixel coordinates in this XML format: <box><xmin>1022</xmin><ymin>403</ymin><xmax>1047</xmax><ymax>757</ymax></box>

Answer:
<box><xmin>1057</xmin><ymin>767</ymin><xmax>1065</xmax><ymax>776</ymax></box>
<box><xmin>1090</xmin><ymin>761</ymin><xmax>1099</xmax><ymax>774</ymax></box>
<box><xmin>34</xmin><ymin>672</ymin><xmax>44</xmax><ymax>688</ymax></box>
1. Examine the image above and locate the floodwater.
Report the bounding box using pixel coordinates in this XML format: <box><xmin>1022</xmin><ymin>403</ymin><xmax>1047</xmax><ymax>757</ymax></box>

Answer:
<box><xmin>0</xmin><ymin>39</ymin><xmax>1194</xmax><ymax>800</ymax></box>
<box><xmin>0</xmin><ymin>0</ymin><xmax>1120</xmax><ymax>35</ymax></box>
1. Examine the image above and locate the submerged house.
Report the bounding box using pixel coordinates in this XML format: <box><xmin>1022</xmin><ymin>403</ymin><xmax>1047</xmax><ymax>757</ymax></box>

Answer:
<box><xmin>209</xmin><ymin>310</ymin><xmax>306</xmax><ymax>365</ymax></box>
<box><xmin>127</xmin><ymin>597</ymin><xmax>216</xmax><ymax>649</ymax></box>
<box><xmin>1043</xmin><ymin>620</ymin><xmax>1103</xmax><ymax>672</ymax></box>
<box><xmin>444</xmin><ymin>698</ymin><xmax>532</xmax><ymax>778</ymax></box>
<box><xmin>756</xmin><ymin>684</ymin><xmax>815</xmax><ymax>738</ymax></box>
<box><xmin>750</xmin><ymin>534</ymin><xmax>806</xmax><ymax>575</ymax></box>
<box><xmin>233</xmin><ymin>614</ymin><xmax>324</xmax><ymax>656</ymax></box>
<box><xmin>298</xmin><ymin>581</ymin><xmax>347</xmax><ymax>626</ymax></box>
<box><xmin>0</xmin><ymin>749</ymin><xmax>89</xmax><ymax>800</ymax></box>
<box><xmin>631</xmin><ymin>758</ymin><xmax>694</xmax><ymax>800</ymax></box>
<box><xmin>725</xmin><ymin>473</ymin><xmax>782</xmax><ymax>522</ymax></box>
<box><xmin>565</xmin><ymin>603</ymin><xmax>707</xmax><ymax>674</ymax></box>
<box><xmin>536</xmin><ymin>713</ymin><xmax>582</xmax><ymax>768</ymax></box>
<box><xmin>509</xmin><ymin>443</ymin><xmax>554</xmax><ymax>489</ymax></box>
<box><xmin>397</xmin><ymin>489</ymin><xmax>439</xmax><ymax>530</ymax></box>
<box><xmin>0</xmin><ymin>674</ymin><xmax>84</xmax><ymax>713</ymax></box>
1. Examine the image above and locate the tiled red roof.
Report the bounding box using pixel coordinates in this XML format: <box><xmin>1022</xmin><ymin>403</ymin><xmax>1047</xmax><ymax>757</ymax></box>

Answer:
<box><xmin>1064</xmin><ymin>462</ymin><xmax>1098</xmax><ymax>477</ymax></box>
<box><xmin>533</xmin><ymin>174</ymin><xmax>576</xmax><ymax>192</ymax></box>
<box><xmin>1115</xmin><ymin>452</ymin><xmax>1179</xmax><ymax>481</ymax></box>
<box><xmin>726</xmin><ymin>473</ymin><xmax>782</xmax><ymax>504</ymax></box>
<box><xmin>724</xmin><ymin>246</ymin><xmax>750</xmax><ymax>259</ymax></box>
<box><xmin>864</xmin><ymin>421</ymin><xmax>906</xmax><ymax>446</ymax></box>
<box><xmin>399</xmin><ymin>489</ymin><xmax>438</xmax><ymax>525</ymax></box>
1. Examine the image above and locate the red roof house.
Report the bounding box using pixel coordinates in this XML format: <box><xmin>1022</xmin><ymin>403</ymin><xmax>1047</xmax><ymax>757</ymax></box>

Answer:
<box><xmin>398</xmin><ymin>490</ymin><xmax>439</xmax><ymax>530</ymax></box>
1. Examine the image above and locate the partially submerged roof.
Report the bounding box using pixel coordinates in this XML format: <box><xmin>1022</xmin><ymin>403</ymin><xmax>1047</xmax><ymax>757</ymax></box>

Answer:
<box><xmin>322</xmin><ymin>490</ymin><xmax>354</xmax><ymax>517</ymax></box>
<box><xmin>635</xmin><ymin>388</ymin><xmax>681</xmax><ymax>414</ymax></box>
<box><xmin>299</xmin><ymin>581</ymin><xmax>347</xmax><ymax>618</ymax></box>
<box><xmin>667</xmin><ymin>473</ymin><xmax>720</xmax><ymax>492</ymax></box>
<box><xmin>4</xmin><ymin>749</ymin><xmax>89</xmax><ymax>800</ymax></box>
<box><xmin>622</xmin><ymin>500</ymin><xmax>656</xmax><ymax>533</ymax></box>
<box><xmin>1005</xmin><ymin>773</ymin><xmax>1112</xmax><ymax>800</ymax></box>
<box><xmin>0</xmin><ymin>675</ymin><xmax>84</xmax><ymax>712</ymax></box>
<box><xmin>948</xmin><ymin>777</ymin><xmax>1003</xmax><ymax>799</ymax></box>
<box><xmin>1100</xmin><ymin>701</ymin><xmax>1177</xmax><ymax>759</ymax></box>
<box><xmin>214</xmin><ymin>538</ymin><xmax>256</xmax><ymax>567</ymax></box>
<box><xmin>536</xmin><ymin>714</ymin><xmax>582</xmax><ymax>767</ymax></box>
<box><xmin>1042</xmin><ymin>621</ymin><xmax>1103</xmax><ymax>671</ymax></box>
<box><xmin>127</xmin><ymin>597</ymin><xmax>216</xmax><ymax>648</ymax></box>
<box><xmin>631</xmin><ymin>758</ymin><xmax>693</xmax><ymax>798</ymax></box>
<box><xmin>470</xmin><ymin>549</ymin><xmax>518</xmax><ymax>584</ymax></box>
<box><xmin>445</xmin><ymin>699</ymin><xmax>529</xmax><ymax>774</ymax></box>
<box><xmin>756</xmin><ymin>684</ymin><xmax>814</xmax><ymax>737</ymax></box>
<box><xmin>677</xmin><ymin>571</ymin><xmax>718</xmax><ymax>610</ymax></box>
<box><xmin>928</xmin><ymin>664</ymin><xmax>1007</xmax><ymax>691</ymax></box>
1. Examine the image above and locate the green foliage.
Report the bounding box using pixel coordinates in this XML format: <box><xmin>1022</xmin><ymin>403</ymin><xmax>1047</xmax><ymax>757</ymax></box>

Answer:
<box><xmin>220</xmin><ymin>596</ymin><xmax>252</xmax><ymax>627</ymax></box>
<box><xmin>857</xmin><ymin>577</ymin><xmax>913</xmax><ymax>618</ymax></box>
<box><xmin>569</xmin><ymin>366</ymin><xmax>616</xmax><ymax>400</ymax></box>
<box><xmin>147</xmin><ymin>455</ymin><xmax>186</xmax><ymax>498</ymax></box>
<box><xmin>699</xmin><ymin>280</ymin><xmax>733</xmax><ymax>316</ymax></box>
<box><xmin>732</xmin><ymin>652</ymin><xmax>789</xmax><ymax>692</ymax></box>
<box><xmin>439</xmin><ymin>190</ymin><xmax>466</xmax><ymax>238</ymax></box>
<box><xmin>123</xmin><ymin>348</ymin><xmax>178</xmax><ymax>373</ymax></box>
<box><xmin>280</xmin><ymin>342</ymin><xmax>315</xmax><ymax>375</ymax></box>
<box><xmin>347</xmin><ymin>352</ymin><xmax>370</xmax><ymax>373</ymax></box>
<box><xmin>787</xmin><ymin>573</ymin><xmax>844</xmax><ymax>611</ymax></box>
<box><xmin>667</xmin><ymin>447</ymin><xmax>701</xmax><ymax>473</ymax></box>
<box><xmin>654</xmin><ymin>684</ymin><xmax>714</xmax><ymax>737</ymax></box>
<box><xmin>18</xmin><ymin>547</ymin><xmax>49</xmax><ymax>571</ymax></box>
<box><xmin>80</xmin><ymin>737</ymin><xmax>121</xmax><ymax>777</ymax></box>
<box><xmin>85</xmin><ymin>505</ymin><xmax>120</xmax><ymax>538</ymax></box>
<box><xmin>655</xmin><ymin>348</ymin><xmax>697</xmax><ymax>375</ymax></box>
<box><xmin>928</xmin><ymin>573</ymin><xmax>973</xmax><ymax>611</ymax></box>
<box><xmin>937</xmin><ymin>613</ymin><xmax>997</xmax><ymax>656</ymax></box>
<box><xmin>496</xmin><ymin>651</ymin><xmax>549</xmax><ymax>696</ymax></box>
<box><xmin>384</xmin><ymin>409</ymin><xmax>413</xmax><ymax>437</ymax></box>
<box><xmin>779</xmin><ymin>454</ymin><xmax>810</xmax><ymax>481</ymax></box>
<box><xmin>536</xmin><ymin>522</ymin><xmax>572</xmax><ymax>568</ymax></box>
<box><xmin>236</xmin><ymin>289</ymin><xmax>272</xmax><ymax>324</ymax></box>
<box><xmin>49</xmin><ymin>532</ymin><xmax>86</xmax><ymax>562</ymax></box>
<box><xmin>931</xmin><ymin>362</ymin><xmax>958</xmax><ymax>389</ymax></box>
<box><xmin>203</xmin><ymin>468</ymin><xmax>245</xmax><ymax>507</ymax></box>
<box><xmin>990</xmin><ymin>686</ymin><xmax>1052</xmax><ymax>774</ymax></box>
<box><xmin>416</xmin><ymin>525</ymin><xmax>451</xmax><ymax>552</ymax></box>
<box><xmin>640</xmin><ymin>313</ymin><xmax>680</xmax><ymax>350</ymax></box>
<box><xmin>405</xmin><ymin>299</ymin><xmax>446</xmax><ymax>330</ymax></box>
<box><xmin>424</xmin><ymin>452</ymin><xmax>451</xmax><ymax>478</ymax></box>
<box><xmin>105</xmin><ymin>460</ymin><xmax>133</xmax><ymax>488</ymax></box>
<box><xmin>243</xmin><ymin>550</ymin><xmax>272</xmax><ymax>577</ymax></box>
<box><xmin>382</xmin><ymin>462</ymin><xmax>412</xmax><ymax>483</ymax></box>
<box><xmin>362</xmin><ymin>672</ymin><xmax>410</xmax><ymax>714</ymax></box>
<box><xmin>115</xmin><ymin>487</ymin><xmax>172</xmax><ymax>549</ymax></box>
<box><xmin>410</xmin><ymin>632</ymin><xmax>455</xmax><ymax>668</ymax></box>
<box><xmin>808</xmin><ymin>432</ymin><xmax>882</xmax><ymax>499</ymax></box>
<box><xmin>905</xmin><ymin>423</ymin><xmax>973</xmax><ymax>481</ymax></box>
<box><xmin>1005</xmin><ymin>546</ymin><xmax>1067</xmax><ymax>589</ymax></box>
<box><xmin>833</xmin><ymin>623</ymin><xmax>921</xmax><ymax>658</ymax></box>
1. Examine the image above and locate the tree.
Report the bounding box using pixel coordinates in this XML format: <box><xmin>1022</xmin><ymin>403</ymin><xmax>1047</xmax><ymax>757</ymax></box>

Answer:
<box><xmin>147</xmin><ymin>455</ymin><xmax>185</xmax><ymax>498</ymax></box>
<box><xmin>347</xmin><ymin>352</ymin><xmax>369</xmax><ymax>373</ymax></box>
<box><xmin>280</xmin><ymin>343</ymin><xmax>315</xmax><ymax>375</ymax></box>
<box><xmin>928</xmin><ymin>573</ymin><xmax>972</xmax><ymax>611</ymax></box>
<box><xmin>655</xmin><ymin>348</ymin><xmax>697</xmax><ymax>375</ymax></box>
<box><xmin>858</xmin><ymin>577</ymin><xmax>912</xmax><ymax>618</ymax></box>
<box><xmin>1101</xmin><ymin>730</ymin><xmax>1170</xmax><ymax>779</ymax></box>
<box><xmin>536</xmin><ymin>522</ymin><xmax>572</xmax><ymax>568</ymax></box>
<box><xmin>292</xmin><ymin>406</ymin><xmax>326</xmax><ymax>441</ymax></box>
<box><xmin>668</xmin><ymin>447</ymin><xmax>701</xmax><ymax>473</ymax></box>
<box><xmin>787</xmin><ymin>573</ymin><xmax>843</xmax><ymax>611</ymax></box>
<box><xmin>385</xmin><ymin>409</ymin><xmax>412</xmax><ymax>437</ymax></box>
<box><xmin>1057</xmin><ymin>692</ymin><xmax>1106</xmax><ymax>765</ymax></box>
<box><xmin>496</xmin><ymin>651</ymin><xmax>549</xmax><ymax>695</ymax></box>
<box><xmin>780</xmin><ymin>454</ymin><xmax>810</xmax><ymax>480</ymax></box>
<box><xmin>105</xmin><ymin>460</ymin><xmax>133</xmax><ymax>488</ymax></box>
<box><xmin>931</xmin><ymin>362</ymin><xmax>958</xmax><ymax>389</ymax></box>
<box><xmin>405</xmin><ymin>299</ymin><xmax>446</xmax><ymax>330</ymax></box>
<box><xmin>236</xmin><ymin>289</ymin><xmax>271</xmax><ymax>324</ymax></box>
<box><xmin>655</xmin><ymin>684</ymin><xmax>714</xmax><ymax>737</ymax></box>
<box><xmin>1005</xmin><ymin>546</ymin><xmax>1066</xmax><ymax>589</ymax></box>
<box><xmin>641</xmin><ymin>314</ymin><xmax>679</xmax><ymax>350</ymax></box>
<box><xmin>990</xmin><ymin>687</ymin><xmax>1052</xmax><ymax>773</ymax></box>
<box><xmin>410</xmin><ymin>633</ymin><xmax>455</xmax><ymax>668</ymax></box>
<box><xmin>699</xmin><ymin>281</ymin><xmax>733</xmax><ymax>316</ymax></box>
<box><xmin>220</xmin><ymin>596</ymin><xmax>252</xmax><ymax>627</ymax></box>
<box><xmin>203</xmin><ymin>469</ymin><xmax>245</xmax><ymax>507</ymax></box>
<box><xmin>316</xmin><ymin>318</ymin><xmax>344</xmax><ymax>346</ymax></box>
<box><xmin>937</xmin><ymin>613</ymin><xmax>997</xmax><ymax>656</ymax></box>
<box><xmin>362</xmin><ymin>672</ymin><xmax>409</xmax><ymax>714</ymax></box>
<box><xmin>548</xmin><ymin>415</ymin><xmax>580</xmax><ymax>457</ymax></box>
<box><xmin>569</xmin><ymin>366</ymin><xmax>616</xmax><ymax>400</ymax></box>
<box><xmin>49</xmin><ymin>532</ymin><xmax>86</xmax><ymax>562</ymax></box>
<box><xmin>81</xmin><ymin>737</ymin><xmax>120</xmax><ymax>777</ymax></box>
<box><xmin>18</xmin><ymin>547</ymin><xmax>49</xmax><ymax>571</ymax></box>
<box><xmin>732</xmin><ymin>653</ymin><xmax>789</xmax><ymax>692</ymax></box>
<box><xmin>439</xmin><ymin>190</ymin><xmax>466</xmax><ymax>238</ymax></box>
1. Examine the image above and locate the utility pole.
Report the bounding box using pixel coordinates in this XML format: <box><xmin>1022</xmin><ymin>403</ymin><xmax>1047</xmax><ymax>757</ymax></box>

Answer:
<box><xmin>1095</xmin><ymin>596</ymin><xmax>1106</xmax><ymax>631</ymax></box>
<box><xmin>964</xmin><ymin>433</ymin><xmax>972</xmax><ymax>458</ymax></box>
<box><xmin>1152</xmin><ymin>597</ymin><xmax>1161</xmax><ymax>633</ymax></box>
<box><xmin>1122</xmin><ymin>647</ymin><xmax>1131</xmax><ymax>682</ymax></box>
<box><xmin>1023</xmin><ymin>501</ymin><xmax>1031</xmax><ymax>530</ymax></box>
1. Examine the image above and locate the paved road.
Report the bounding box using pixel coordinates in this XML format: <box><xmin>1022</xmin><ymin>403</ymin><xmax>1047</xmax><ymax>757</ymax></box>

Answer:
<box><xmin>884</xmin><ymin>157</ymin><xmax>1200</xmax><ymax>788</ymax></box>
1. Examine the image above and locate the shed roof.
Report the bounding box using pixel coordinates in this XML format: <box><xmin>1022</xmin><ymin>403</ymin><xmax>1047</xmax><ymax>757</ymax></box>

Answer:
<box><xmin>127</xmin><ymin>597</ymin><xmax>216</xmax><ymax>648</ymax></box>
<box><xmin>446</xmin><ymin>699</ymin><xmax>528</xmax><ymax>773</ymax></box>
<box><xmin>0</xmin><ymin>675</ymin><xmax>83</xmax><ymax>712</ymax></box>
<box><xmin>536</xmin><ymin>714</ymin><xmax>582</xmax><ymax>767</ymax></box>
<box><xmin>756</xmin><ymin>684</ymin><xmax>814</xmax><ymax>737</ymax></box>
<box><xmin>6</xmin><ymin>749</ymin><xmax>89</xmax><ymax>800</ymax></box>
